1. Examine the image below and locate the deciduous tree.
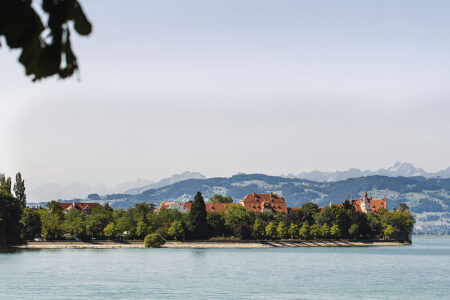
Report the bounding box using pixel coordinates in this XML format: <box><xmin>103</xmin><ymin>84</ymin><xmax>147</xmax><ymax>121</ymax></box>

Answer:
<box><xmin>277</xmin><ymin>221</ymin><xmax>288</xmax><ymax>239</ymax></box>
<box><xmin>265</xmin><ymin>222</ymin><xmax>277</xmax><ymax>240</ymax></box>
<box><xmin>252</xmin><ymin>219</ymin><xmax>265</xmax><ymax>239</ymax></box>
<box><xmin>208</xmin><ymin>195</ymin><xmax>233</xmax><ymax>203</ymax></box>
<box><xmin>299</xmin><ymin>223</ymin><xmax>310</xmax><ymax>240</ymax></box>
<box><xmin>168</xmin><ymin>220</ymin><xmax>184</xmax><ymax>240</ymax></box>
<box><xmin>21</xmin><ymin>208</ymin><xmax>42</xmax><ymax>240</ymax></box>
<box><xmin>330</xmin><ymin>224</ymin><xmax>340</xmax><ymax>238</ymax></box>
<box><xmin>288</xmin><ymin>223</ymin><xmax>299</xmax><ymax>240</ymax></box>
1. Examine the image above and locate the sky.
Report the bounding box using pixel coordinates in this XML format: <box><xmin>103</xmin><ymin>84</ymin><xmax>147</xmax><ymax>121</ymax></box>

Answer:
<box><xmin>1</xmin><ymin>0</ymin><xmax>450</xmax><ymax>190</ymax></box>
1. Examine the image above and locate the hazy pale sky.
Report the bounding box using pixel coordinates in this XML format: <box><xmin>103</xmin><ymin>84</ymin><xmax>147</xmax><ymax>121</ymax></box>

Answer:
<box><xmin>1</xmin><ymin>0</ymin><xmax>450</xmax><ymax>188</ymax></box>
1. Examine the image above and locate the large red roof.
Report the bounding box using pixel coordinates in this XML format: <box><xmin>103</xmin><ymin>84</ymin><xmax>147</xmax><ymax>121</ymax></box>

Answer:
<box><xmin>240</xmin><ymin>193</ymin><xmax>288</xmax><ymax>214</ymax></box>
<box><xmin>183</xmin><ymin>202</ymin><xmax>238</xmax><ymax>213</ymax></box>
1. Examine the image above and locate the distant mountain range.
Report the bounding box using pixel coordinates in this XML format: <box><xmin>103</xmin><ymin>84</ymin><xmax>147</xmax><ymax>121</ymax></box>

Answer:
<box><xmin>124</xmin><ymin>171</ymin><xmax>205</xmax><ymax>194</ymax></box>
<box><xmin>291</xmin><ymin>162</ymin><xmax>450</xmax><ymax>182</ymax></box>
<box><xmin>87</xmin><ymin>174</ymin><xmax>449</xmax><ymax>212</ymax></box>
<box><xmin>29</xmin><ymin>162</ymin><xmax>450</xmax><ymax>203</ymax></box>
<box><xmin>28</xmin><ymin>171</ymin><xmax>205</xmax><ymax>203</ymax></box>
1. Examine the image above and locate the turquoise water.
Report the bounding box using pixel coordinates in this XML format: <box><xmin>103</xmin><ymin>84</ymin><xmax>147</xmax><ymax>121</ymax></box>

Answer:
<box><xmin>1</xmin><ymin>237</ymin><xmax>449</xmax><ymax>299</ymax></box>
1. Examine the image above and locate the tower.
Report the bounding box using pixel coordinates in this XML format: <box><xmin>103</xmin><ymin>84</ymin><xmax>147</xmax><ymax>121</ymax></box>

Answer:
<box><xmin>360</xmin><ymin>192</ymin><xmax>371</xmax><ymax>213</ymax></box>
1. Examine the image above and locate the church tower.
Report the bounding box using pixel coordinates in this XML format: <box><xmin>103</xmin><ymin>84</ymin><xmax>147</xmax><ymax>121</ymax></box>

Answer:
<box><xmin>360</xmin><ymin>192</ymin><xmax>371</xmax><ymax>213</ymax></box>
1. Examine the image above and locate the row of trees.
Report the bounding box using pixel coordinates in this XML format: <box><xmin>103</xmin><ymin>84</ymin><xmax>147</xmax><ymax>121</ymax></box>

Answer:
<box><xmin>1</xmin><ymin>173</ymin><xmax>415</xmax><ymax>244</ymax></box>
<box><xmin>21</xmin><ymin>192</ymin><xmax>414</xmax><ymax>242</ymax></box>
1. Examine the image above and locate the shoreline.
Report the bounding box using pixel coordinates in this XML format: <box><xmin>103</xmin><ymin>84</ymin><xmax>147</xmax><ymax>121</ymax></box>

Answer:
<box><xmin>10</xmin><ymin>240</ymin><xmax>409</xmax><ymax>249</ymax></box>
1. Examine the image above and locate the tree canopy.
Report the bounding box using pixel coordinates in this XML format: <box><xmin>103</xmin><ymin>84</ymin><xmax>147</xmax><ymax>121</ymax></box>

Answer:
<box><xmin>208</xmin><ymin>194</ymin><xmax>234</xmax><ymax>203</ymax></box>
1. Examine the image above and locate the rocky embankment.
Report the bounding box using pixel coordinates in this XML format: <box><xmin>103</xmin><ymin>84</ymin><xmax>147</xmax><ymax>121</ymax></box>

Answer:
<box><xmin>11</xmin><ymin>240</ymin><xmax>408</xmax><ymax>249</ymax></box>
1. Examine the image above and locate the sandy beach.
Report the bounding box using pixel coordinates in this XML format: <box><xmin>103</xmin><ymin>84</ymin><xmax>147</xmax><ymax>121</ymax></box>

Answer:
<box><xmin>11</xmin><ymin>240</ymin><xmax>408</xmax><ymax>249</ymax></box>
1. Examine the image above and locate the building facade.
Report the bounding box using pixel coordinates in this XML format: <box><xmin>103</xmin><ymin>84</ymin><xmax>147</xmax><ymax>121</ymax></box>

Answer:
<box><xmin>240</xmin><ymin>192</ymin><xmax>288</xmax><ymax>214</ymax></box>
<box><xmin>350</xmin><ymin>192</ymin><xmax>387</xmax><ymax>213</ymax></box>
<box><xmin>156</xmin><ymin>200</ymin><xmax>190</xmax><ymax>213</ymax></box>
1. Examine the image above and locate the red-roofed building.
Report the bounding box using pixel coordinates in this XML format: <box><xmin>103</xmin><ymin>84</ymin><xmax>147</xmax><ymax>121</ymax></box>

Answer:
<box><xmin>240</xmin><ymin>192</ymin><xmax>288</xmax><ymax>214</ymax></box>
<box><xmin>156</xmin><ymin>200</ymin><xmax>189</xmax><ymax>213</ymax></box>
<box><xmin>161</xmin><ymin>193</ymin><xmax>289</xmax><ymax>214</ymax></box>
<box><xmin>183</xmin><ymin>202</ymin><xmax>239</xmax><ymax>213</ymax></box>
<box><xmin>58</xmin><ymin>201</ymin><xmax>101</xmax><ymax>214</ymax></box>
<box><xmin>350</xmin><ymin>192</ymin><xmax>387</xmax><ymax>213</ymax></box>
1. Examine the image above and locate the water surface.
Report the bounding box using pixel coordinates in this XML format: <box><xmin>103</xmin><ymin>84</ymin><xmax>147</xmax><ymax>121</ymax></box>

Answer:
<box><xmin>1</xmin><ymin>237</ymin><xmax>449</xmax><ymax>299</ymax></box>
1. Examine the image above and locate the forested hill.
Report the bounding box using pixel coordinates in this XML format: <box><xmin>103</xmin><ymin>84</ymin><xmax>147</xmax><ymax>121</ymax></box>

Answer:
<box><xmin>86</xmin><ymin>174</ymin><xmax>450</xmax><ymax>214</ymax></box>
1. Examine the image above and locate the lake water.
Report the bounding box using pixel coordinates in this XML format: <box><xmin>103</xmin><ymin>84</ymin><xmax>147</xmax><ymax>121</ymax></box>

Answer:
<box><xmin>1</xmin><ymin>237</ymin><xmax>449</xmax><ymax>299</ymax></box>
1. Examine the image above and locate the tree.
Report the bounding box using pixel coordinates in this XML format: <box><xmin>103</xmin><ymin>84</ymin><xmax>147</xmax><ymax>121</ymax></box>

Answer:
<box><xmin>46</xmin><ymin>200</ymin><xmax>64</xmax><ymax>218</ymax></box>
<box><xmin>39</xmin><ymin>209</ymin><xmax>63</xmax><ymax>240</ymax></box>
<box><xmin>116</xmin><ymin>212</ymin><xmax>136</xmax><ymax>238</ymax></box>
<box><xmin>320</xmin><ymin>223</ymin><xmax>330</xmax><ymax>239</ymax></box>
<box><xmin>13</xmin><ymin>172</ymin><xmax>26</xmax><ymax>207</ymax></box>
<box><xmin>252</xmin><ymin>219</ymin><xmax>265</xmax><ymax>239</ymax></box>
<box><xmin>315</xmin><ymin>206</ymin><xmax>337</xmax><ymax>226</ymax></box>
<box><xmin>366</xmin><ymin>213</ymin><xmax>382</xmax><ymax>239</ymax></box>
<box><xmin>62</xmin><ymin>210</ymin><xmax>86</xmax><ymax>239</ymax></box>
<box><xmin>188</xmin><ymin>192</ymin><xmax>208</xmax><ymax>239</ymax></box>
<box><xmin>168</xmin><ymin>220</ymin><xmax>184</xmax><ymax>240</ymax></box>
<box><xmin>277</xmin><ymin>221</ymin><xmax>288</xmax><ymax>239</ymax></box>
<box><xmin>103</xmin><ymin>222</ymin><xmax>119</xmax><ymax>239</ymax></box>
<box><xmin>300</xmin><ymin>203</ymin><xmax>320</xmax><ymax>225</ymax></box>
<box><xmin>299</xmin><ymin>223</ymin><xmax>310</xmax><ymax>240</ymax></box>
<box><xmin>208</xmin><ymin>195</ymin><xmax>233</xmax><ymax>203</ymax></box>
<box><xmin>0</xmin><ymin>174</ymin><xmax>12</xmax><ymax>194</ymax></box>
<box><xmin>335</xmin><ymin>207</ymin><xmax>353</xmax><ymax>238</ymax></box>
<box><xmin>288</xmin><ymin>223</ymin><xmax>299</xmax><ymax>240</ymax></box>
<box><xmin>265</xmin><ymin>222</ymin><xmax>277</xmax><ymax>240</ymax></box>
<box><xmin>0</xmin><ymin>184</ymin><xmax>23</xmax><ymax>244</ymax></box>
<box><xmin>379</xmin><ymin>209</ymin><xmax>415</xmax><ymax>234</ymax></box>
<box><xmin>135</xmin><ymin>220</ymin><xmax>149</xmax><ymax>239</ymax></box>
<box><xmin>234</xmin><ymin>222</ymin><xmax>252</xmax><ymax>239</ymax></box>
<box><xmin>310</xmin><ymin>224</ymin><xmax>321</xmax><ymax>239</ymax></box>
<box><xmin>207</xmin><ymin>212</ymin><xmax>226</xmax><ymax>237</ymax></box>
<box><xmin>85</xmin><ymin>205</ymin><xmax>112</xmax><ymax>238</ymax></box>
<box><xmin>330</xmin><ymin>224</ymin><xmax>341</xmax><ymax>239</ymax></box>
<box><xmin>21</xmin><ymin>208</ymin><xmax>42</xmax><ymax>240</ymax></box>
<box><xmin>144</xmin><ymin>233</ymin><xmax>166</xmax><ymax>248</ymax></box>
<box><xmin>352</xmin><ymin>211</ymin><xmax>370</xmax><ymax>238</ymax></box>
<box><xmin>224</xmin><ymin>205</ymin><xmax>254</xmax><ymax>233</ymax></box>
<box><xmin>349</xmin><ymin>224</ymin><xmax>359</xmax><ymax>239</ymax></box>
<box><xmin>286</xmin><ymin>209</ymin><xmax>304</xmax><ymax>225</ymax></box>
<box><xmin>0</xmin><ymin>0</ymin><xmax>92</xmax><ymax>81</ymax></box>
<box><xmin>384</xmin><ymin>225</ymin><xmax>395</xmax><ymax>238</ymax></box>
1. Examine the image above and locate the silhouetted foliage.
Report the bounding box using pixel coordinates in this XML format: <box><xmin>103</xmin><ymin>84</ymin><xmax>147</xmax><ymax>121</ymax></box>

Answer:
<box><xmin>0</xmin><ymin>0</ymin><xmax>92</xmax><ymax>81</ymax></box>
<box><xmin>0</xmin><ymin>173</ymin><xmax>25</xmax><ymax>245</ymax></box>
